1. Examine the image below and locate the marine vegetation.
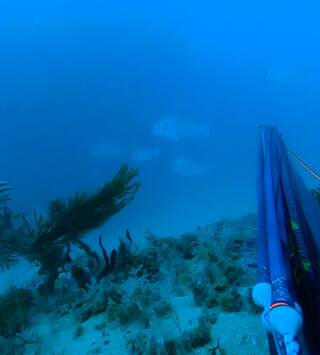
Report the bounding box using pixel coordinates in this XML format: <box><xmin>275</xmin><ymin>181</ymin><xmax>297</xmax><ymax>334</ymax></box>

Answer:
<box><xmin>0</xmin><ymin>288</ymin><xmax>33</xmax><ymax>337</ymax></box>
<box><xmin>0</xmin><ymin>181</ymin><xmax>10</xmax><ymax>206</ymax></box>
<box><xmin>0</xmin><ymin>182</ymin><xmax>17</xmax><ymax>269</ymax></box>
<box><xmin>0</xmin><ymin>164</ymin><xmax>140</xmax><ymax>294</ymax></box>
<box><xmin>0</xmin><ymin>174</ymin><xmax>268</xmax><ymax>355</ymax></box>
<box><xmin>0</xmin><ymin>213</ymin><xmax>269</xmax><ymax>354</ymax></box>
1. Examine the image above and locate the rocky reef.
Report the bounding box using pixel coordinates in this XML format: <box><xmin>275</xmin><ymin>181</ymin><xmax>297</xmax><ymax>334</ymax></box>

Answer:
<box><xmin>0</xmin><ymin>213</ymin><xmax>268</xmax><ymax>354</ymax></box>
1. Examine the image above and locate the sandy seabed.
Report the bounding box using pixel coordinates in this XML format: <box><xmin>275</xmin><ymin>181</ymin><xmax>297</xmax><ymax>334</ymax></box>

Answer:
<box><xmin>0</xmin><ymin>214</ymin><xmax>268</xmax><ymax>354</ymax></box>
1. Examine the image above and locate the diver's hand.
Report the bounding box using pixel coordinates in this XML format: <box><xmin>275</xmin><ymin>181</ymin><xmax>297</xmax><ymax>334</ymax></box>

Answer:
<box><xmin>0</xmin><ymin>181</ymin><xmax>11</xmax><ymax>205</ymax></box>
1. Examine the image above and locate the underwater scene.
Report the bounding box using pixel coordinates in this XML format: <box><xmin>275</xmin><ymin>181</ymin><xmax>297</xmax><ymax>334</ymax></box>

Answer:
<box><xmin>1</xmin><ymin>1</ymin><xmax>320</xmax><ymax>354</ymax></box>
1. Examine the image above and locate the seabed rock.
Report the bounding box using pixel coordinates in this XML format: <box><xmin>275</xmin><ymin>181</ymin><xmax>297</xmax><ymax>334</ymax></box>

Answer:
<box><xmin>0</xmin><ymin>215</ymin><xmax>269</xmax><ymax>354</ymax></box>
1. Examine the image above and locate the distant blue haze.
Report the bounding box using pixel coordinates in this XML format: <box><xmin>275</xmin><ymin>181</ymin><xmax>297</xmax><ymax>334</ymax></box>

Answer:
<box><xmin>1</xmin><ymin>1</ymin><xmax>320</xmax><ymax>248</ymax></box>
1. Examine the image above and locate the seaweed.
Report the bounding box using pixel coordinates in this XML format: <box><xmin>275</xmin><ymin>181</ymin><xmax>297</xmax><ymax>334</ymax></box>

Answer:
<box><xmin>71</xmin><ymin>266</ymin><xmax>91</xmax><ymax>292</ymax></box>
<box><xmin>209</xmin><ymin>340</ymin><xmax>222</xmax><ymax>354</ymax></box>
<box><xmin>9</xmin><ymin>164</ymin><xmax>140</xmax><ymax>294</ymax></box>
<box><xmin>107</xmin><ymin>301</ymin><xmax>142</xmax><ymax>325</ymax></box>
<box><xmin>75</xmin><ymin>239</ymin><xmax>100</xmax><ymax>274</ymax></box>
<box><xmin>96</xmin><ymin>235</ymin><xmax>117</xmax><ymax>281</ymax></box>
<box><xmin>32</xmin><ymin>164</ymin><xmax>140</xmax><ymax>251</ymax></box>
<box><xmin>191</xmin><ymin>281</ymin><xmax>208</xmax><ymax>306</ymax></box>
<box><xmin>0</xmin><ymin>183</ymin><xmax>19</xmax><ymax>269</ymax></box>
<box><xmin>163</xmin><ymin>339</ymin><xmax>186</xmax><ymax>354</ymax></box>
<box><xmin>74</xmin><ymin>325</ymin><xmax>85</xmax><ymax>338</ymax></box>
<box><xmin>0</xmin><ymin>288</ymin><xmax>33</xmax><ymax>337</ymax></box>
<box><xmin>77</xmin><ymin>291</ymin><xmax>109</xmax><ymax>322</ymax></box>
<box><xmin>183</xmin><ymin>317</ymin><xmax>212</xmax><ymax>350</ymax></box>
<box><xmin>0</xmin><ymin>336</ymin><xmax>26</xmax><ymax>355</ymax></box>
<box><xmin>107</xmin><ymin>288</ymin><xmax>123</xmax><ymax>304</ymax></box>
<box><xmin>114</xmin><ymin>239</ymin><xmax>135</xmax><ymax>270</ymax></box>
<box><xmin>0</xmin><ymin>182</ymin><xmax>11</xmax><ymax>207</ymax></box>
<box><xmin>219</xmin><ymin>287</ymin><xmax>243</xmax><ymax>312</ymax></box>
<box><xmin>135</xmin><ymin>250</ymin><xmax>160</xmax><ymax>280</ymax></box>
<box><xmin>153</xmin><ymin>300</ymin><xmax>172</xmax><ymax>318</ymax></box>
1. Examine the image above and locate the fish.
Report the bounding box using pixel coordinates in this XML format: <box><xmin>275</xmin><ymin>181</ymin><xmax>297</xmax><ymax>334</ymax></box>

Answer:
<box><xmin>171</xmin><ymin>158</ymin><xmax>209</xmax><ymax>176</ymax></box>
<box><xmin>152</xmin><ymin>117</ymin><xmax>211</xmax><ymax>141</ymax></box>
<box><xmin>126</xmin><ymin>229</ymin><xmax>133</xmax><ymax>244</ymax></box>
<box><xmin>91</xmin><ymin>143</ymin><xmax>159</xmax><ymax>162</ymax></box>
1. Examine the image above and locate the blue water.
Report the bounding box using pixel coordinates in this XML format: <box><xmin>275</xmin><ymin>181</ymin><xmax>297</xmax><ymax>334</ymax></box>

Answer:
<box><xmin>1</xmin><ymin>0</ymin><xmax>320</xmax><ymax>245</ymax></box>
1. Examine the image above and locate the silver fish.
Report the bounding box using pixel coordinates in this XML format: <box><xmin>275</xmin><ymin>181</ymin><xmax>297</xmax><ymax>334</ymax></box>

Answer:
<box><xmin>152</xmin><ymin>117</ymin><xmax>211</xmax><ymax>141</ymax></box>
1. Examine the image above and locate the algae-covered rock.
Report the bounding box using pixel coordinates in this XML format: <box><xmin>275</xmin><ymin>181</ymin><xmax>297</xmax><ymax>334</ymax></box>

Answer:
<box><xmin>153</xmin><ymin>300</ymin><xmax>172</xmax><ymax>318</ymax></box>
<box><xmin>204</xmin><ymin>290</ymin><xmax>219</xmax><ymax>309</ymax></box>
<box><xmin>191</xmin><ymin>281</ymin><xmax>209</xmax><ymax>306</ymax></box>
<box><xmin>0</xmin><ymin>214</ymin><xmax>267</xmax><ymax>354</ymax></box>
<box><xmin>107</xmin><ymin>301</ymin><xmax>142</xmax><ymax>325</ymax></box>
<box><xmin>0</xmin><ymin>288</ymin><xmax>33</xmax><ymax>337</ymax></box>
<box><xmin>220</xmin><ymin>288</ymin><xmax>244</xmax><ymax>313</ymax></box>
<box><xmin>77</xmin><ymin>290</ymin><xmax>109</xmax><ymax>322</ymax></box>
<box><xmin>74</xmin><ymin>325</ymin><xmax>85</xmax><ymax>338</ymax></box>
<box><xmin>183</xmin><ymin>317</ymin><xmax>212</xmax><ymax>350</ymax></box>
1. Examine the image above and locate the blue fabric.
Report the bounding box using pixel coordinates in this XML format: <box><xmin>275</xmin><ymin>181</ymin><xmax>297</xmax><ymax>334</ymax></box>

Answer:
<box><xmin>257</xmin><ymin>126</ymin><xmax>320</xmax><ymax>354</ymax></box>
<box><xmin>258</xmin><ymin>126</ymin><xmax>293</xmax><ymax>304</ymax></box>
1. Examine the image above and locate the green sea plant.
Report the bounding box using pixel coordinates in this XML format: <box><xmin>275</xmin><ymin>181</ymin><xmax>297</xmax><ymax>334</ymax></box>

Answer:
<box><xmin>95</xmin><ymin>235</ymin><xmax>117</xmax><ymax>281</ymax></box>
<box><xmin>132</xmin><ymin>335</ymin><xmax>186</xmax><ymax>355</ymax></box>
<box><xmin>107</xmin><ymin>301</ymin><xmax>142</xmax><ymax>325</ymax></box>
<box><xmin>175</xmin><ymin>233</ymin><xmax>199</xmax><ymax>260</ymax></box>
<box><xmin>76</xmin><ymin>288</ymin><xmax>109</xmax><ymax>322</ymax></box>
<box><xmin>183</xmin><ymin>316</ymin><xmax>212</xmax><ymax>350</ymax></box>
<box><xmin>191</xmin><ymin>281</ymin><xmax>209</xmax><ymax>306</ymax></box>
<box><xmin>107</xmin><ymin>287</ymin><xmax>123</xmax><ymax>304</ymax></box>
<box><xmin>214</xmin><ymin>284</ymin><xmax>229</xmax><ymax>297</ymax></box>
<box><xmin>0</xmin><ymin>336</ymin><xmax>26</xmax><ymax>355</ymax></box>
<box><xmin>0</xmin><ymin>182</ymin><xmax>10</xmax><ymax>207</ymax></box>
<box><xmin>128</xmin><ymin>334</ymin><xmax>149</xmax><ymax>354</ymax></box>
<box><xmin>71</xmin><ymin>265</ymin><xmax>91</xmax><ymax>292</ymax></box>
<box><xmin>224</xmin><ymin>265</ymin><xmax>240</xmax><ymax>284</ymax></box>
<box><xmin>204</xmin><ymin>290</ymin><xmax>219</xmax><ymax>309</ymax></box>
<box><xmin>153</xmin><ymin>300</ymin><xmax>172</xmax><ymax>318</ymax></box>
<box><xmin>0</xmin><ymin>288</ymin><xmax>33</xmax><ymax>337</ymax></box>
<box><xmin>162</xmin><ymin>339</ymin><xmax>186</xmax><ymax>354</ymax></box>
<box><xmin>74</xmin><ymin>325</ymin><xmax>85</xmax><ymax>338</ymax></box>
<box><xmin>202</xmin><ymin>309</ymin><xmax>218</xmax><ymax>325</ymax></box>
<box><xmin>0</xmin><ymin>216</ymin><xmax>18</xmax><ymax>269</ymax></box>
<box><xmin>15</xmin><ymin>164</ymin><xmax>140</xmax><ymax>294</ymax></box>
<box><xmin>0</xmin><ymin>182</ymin><xmax>19</xmax><ymax>269</ymax></box>
<box><xmin>189</xmin><ymin>268</ymin><xmax>219</xmax><ymax>308</ymax></box>
<box><xmin>134</xmin><ymin>250</ymin><xmax>160</xmax><ymax>280</ymax></box>
<box><xmin>219</xmin><ymin>287</ymin><xmax>243</xmax><ymax>312</ymax></box>
<box><xmin>113</xmin><ymin>239</ymin><xmax>135</xmax><ymax>274</ymax></box>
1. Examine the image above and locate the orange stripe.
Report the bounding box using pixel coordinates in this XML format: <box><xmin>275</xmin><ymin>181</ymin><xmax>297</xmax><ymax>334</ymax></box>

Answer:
<box><xmin>270</xmin><ymin>302</ymin><xmax>289</xmax><ymax>310</ymax></box>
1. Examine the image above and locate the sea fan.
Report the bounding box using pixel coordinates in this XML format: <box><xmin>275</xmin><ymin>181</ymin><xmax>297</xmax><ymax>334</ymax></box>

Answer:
<box><xmin>19</xmin><ymin>163</ymin><xmax>140</xmax><ymax>273</ymax></box>
<box><xmin>0</xmin><ymin>182</ymin><xmax>16</xmax><ymax>268</ymax></box>
<box><xmin>0</xmin><ymin>182</ymin><xmax>10</xmax><ymax>208</ymax></box>
<box><xmin>32</xmin><ymin>164</ymin><xmax>140</xmax><ymax>250</ymax></box>
<box><xmin>0</xmin><ymin>165</ymin><xmax>140</xmax><ymax>293</ymax></box>
<box><xmin>0</xmin><ymin>238</ymin><xmax>17</xmax><ymax>269</ymax></box>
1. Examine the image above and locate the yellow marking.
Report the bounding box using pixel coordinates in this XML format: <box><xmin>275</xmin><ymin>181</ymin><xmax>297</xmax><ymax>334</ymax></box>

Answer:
<box><xmin>291</xmin><ymin>220</ymin><xmax>299</xmax><ymax>231</ymax></box>
<box><xmin>301</xmin><ymin>259</ymin><xmax>312</xmax><ymax>272</ymax></box>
